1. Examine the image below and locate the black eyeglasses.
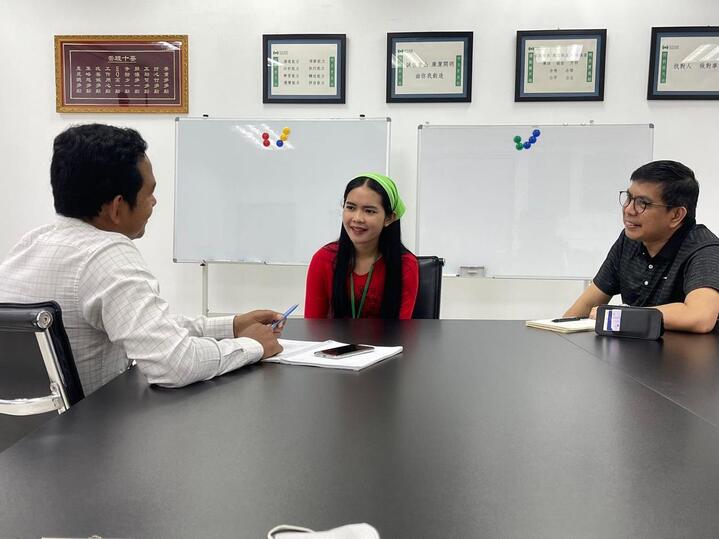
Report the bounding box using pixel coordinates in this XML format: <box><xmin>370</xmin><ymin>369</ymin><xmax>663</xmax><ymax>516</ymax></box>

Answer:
<box><xmin>619</xmin><ymin>191</ymin><xmax>672</xmax><ymax>214</ymax></box>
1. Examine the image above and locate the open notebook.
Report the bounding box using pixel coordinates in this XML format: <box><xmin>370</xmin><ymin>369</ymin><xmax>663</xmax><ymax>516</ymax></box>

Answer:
<box><xmin>264</xmin><ymin>339</ymin><xmax>403</xmax><ymax>370</ymax></box>
<box><xmin>525</xmin><ymin>318</ymin><xmax>597</xmax><ymax>334</ymax></box>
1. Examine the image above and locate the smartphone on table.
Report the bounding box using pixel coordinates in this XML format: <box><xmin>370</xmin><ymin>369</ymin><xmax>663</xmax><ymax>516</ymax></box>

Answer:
<box><xmin>314</xmin><ymin>344</ymin><xmax>375</xmax><ymax>359</ymax></box>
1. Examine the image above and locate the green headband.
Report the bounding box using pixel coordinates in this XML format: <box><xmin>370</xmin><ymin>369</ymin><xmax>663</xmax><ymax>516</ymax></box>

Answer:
<box><xmin>353</xmin><ymin>172</ymin><xmax>406</xmax><ymax>219</ymax></box>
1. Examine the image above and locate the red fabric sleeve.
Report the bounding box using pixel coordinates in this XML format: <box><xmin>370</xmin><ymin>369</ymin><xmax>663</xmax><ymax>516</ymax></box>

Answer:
<box><xmin>304</xmin><ymin>245</ymin><xmax>336</xmax><ymax>319</ymax></box>
<box><xmin>399</xmin><ymin>253</ymin><xmax>419</xmax><ymax>320</ymax></box>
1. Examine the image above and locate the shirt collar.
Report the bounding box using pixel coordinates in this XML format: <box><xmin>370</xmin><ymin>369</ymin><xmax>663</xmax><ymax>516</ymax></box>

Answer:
<box><xmin>55</xmin><ymin>214</ymin><xmax>92</xmax><ymax>228</ymax></box>
<box><xmin>54</xmin><ymin>215</ymin><xmax>111</xmax><ymax>236</ymax></box>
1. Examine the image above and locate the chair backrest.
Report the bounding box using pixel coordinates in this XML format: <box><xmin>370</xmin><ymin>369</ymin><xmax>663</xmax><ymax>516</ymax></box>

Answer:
<box><xmin>412</xmin><ymin>256</ymin><xmax>444</xmax><ymax>319</ymax></box>
<box><xmin>0</xmin><ymin>302</ymin><xmax>84</xmax><ymax>419</ymax></box>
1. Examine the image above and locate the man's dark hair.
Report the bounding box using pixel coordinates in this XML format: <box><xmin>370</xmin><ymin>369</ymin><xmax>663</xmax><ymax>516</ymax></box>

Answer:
<box><xmin>50</xmin><ymin>124</ymin><xmax>148</xmax><ymax>218</ymax></box>
<box><xmin>630</xmin><ymin>160</ymin><xmax>699</xmax><ymax>221</ymax></box>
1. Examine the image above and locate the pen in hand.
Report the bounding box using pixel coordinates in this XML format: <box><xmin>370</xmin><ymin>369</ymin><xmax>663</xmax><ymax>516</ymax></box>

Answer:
<box><xmin>271</xmin><ymin>303</ymin><xmax>299</xmax><ymax>330</ymax></box>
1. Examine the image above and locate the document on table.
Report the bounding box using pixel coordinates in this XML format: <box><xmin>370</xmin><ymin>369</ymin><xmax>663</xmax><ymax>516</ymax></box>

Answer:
<box><xmin>525</xmin><ymin>318</ymin><xmax>596</xmax><ymax>333</ymax></box>
<box><xmin>264</xmin><ymin>339</ymin><xmax>403</xmax><ymax>370</ymax></box>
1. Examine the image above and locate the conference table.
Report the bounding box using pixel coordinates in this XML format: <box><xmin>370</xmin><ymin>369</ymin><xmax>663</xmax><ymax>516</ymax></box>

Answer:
<box><xmin>560</xmin><ymin>330</ymin><xmax>719</xmax><ymax>429</ymax></box>
<box><xmin>2</xmin><ymin>320</ymin><xmax>719</xmax><ymax>538</ymax></box>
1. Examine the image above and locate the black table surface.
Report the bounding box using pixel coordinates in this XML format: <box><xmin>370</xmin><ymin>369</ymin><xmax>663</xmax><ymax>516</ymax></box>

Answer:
<box><xmin>561</xmin><ymin>327</ymin><xmax>719</xmax><ymax>429</ymax></box>
<box><xmin>2</xmin><ymin>320</ymin><xmax>719</xmax><ymax>538</ymax></box>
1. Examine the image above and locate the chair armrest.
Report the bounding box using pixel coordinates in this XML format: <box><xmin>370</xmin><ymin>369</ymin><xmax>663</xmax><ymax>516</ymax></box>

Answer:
<box><xmin>0</xmin><ymin>383</ymin><xmax>64</xmax><ymax>416</ymax></box>
<box><xmin>0</xmin><ymin>307</ymin><xmax>53</xmax><ymax>332</ymax></box>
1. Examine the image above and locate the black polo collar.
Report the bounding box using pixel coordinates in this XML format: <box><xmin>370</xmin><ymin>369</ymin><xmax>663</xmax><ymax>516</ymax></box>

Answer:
<box><xmin>644</xmin><ymin>218</ymin><xmax>696</xmax><ymax>262</ymax></box>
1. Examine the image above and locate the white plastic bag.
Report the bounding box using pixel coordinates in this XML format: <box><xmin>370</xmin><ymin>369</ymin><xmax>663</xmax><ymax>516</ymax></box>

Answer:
<box><xmin>267</xmin><ymin>523</ymin><xmax>380</xmax><ymax>539</ymax></box>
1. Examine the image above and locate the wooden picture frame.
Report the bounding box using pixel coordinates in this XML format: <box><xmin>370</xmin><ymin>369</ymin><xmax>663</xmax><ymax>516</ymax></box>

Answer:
<box><xmin>55</xmin><ymin>35</ymin><xmax>188</xmax><ymax>113</ymax></box>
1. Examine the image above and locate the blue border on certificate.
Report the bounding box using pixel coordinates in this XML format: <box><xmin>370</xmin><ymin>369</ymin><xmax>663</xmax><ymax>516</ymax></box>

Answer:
<box><xmin>262</xmin><ymin>34</ymin><xmax>347</xmax><ymax>104</ymax></box>
<box><xmin>388</xmin><ymin>36</ymin><xmax>471</xmax><ymax>100</ymax></box>
<box><xmin>650</xmin><ymin>30</ymin><xmax>719</xmax><ymax>97</ymax></box>
<box><xmin>517</xmin><ymin>33</ymin><xmax>603</xmax><ymax>99</ymax></box>
<box><xmin>265</xmin><ymin>38</ymin><xmax>343</xmax><ymax>101</ymax></box>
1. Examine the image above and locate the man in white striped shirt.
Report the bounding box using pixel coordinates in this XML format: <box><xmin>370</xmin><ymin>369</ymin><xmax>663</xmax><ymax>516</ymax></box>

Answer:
<box><xmin>0</xmin><ymin>124</ymin><xmax>283</xmax><ymax>394</ymax></box>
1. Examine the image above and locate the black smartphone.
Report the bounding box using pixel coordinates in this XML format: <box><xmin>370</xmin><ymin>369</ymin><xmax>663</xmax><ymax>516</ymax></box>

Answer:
<box><xmin>314</xmin><ymin>344</ymin><xmax>375</xmax><ymax>359</ymax></box>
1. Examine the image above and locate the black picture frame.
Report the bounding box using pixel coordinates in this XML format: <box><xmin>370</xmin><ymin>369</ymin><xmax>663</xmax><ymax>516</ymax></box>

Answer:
<box><xmin>386</xmin><ymin>31</ymin><xmax>473</xmax><ymax>103</ymax></box>
<box><xmin>262</xmin><ymin>34</ymin><xmax>346</xmax><ymax>104</ymax></box>
<box><xmin>648</xmin><ymin>26</ymin><xmax>719</xmax><ymax>100</ymax></box>
<box><xmin>515</xmin><ymin>29</ymin><xmax>606</xmax><ymax>102</ymax></box>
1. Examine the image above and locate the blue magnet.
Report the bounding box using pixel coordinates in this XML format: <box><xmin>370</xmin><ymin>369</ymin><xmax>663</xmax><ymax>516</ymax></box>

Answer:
<box><xmin>523</xmin><ymin>141</ymin><xmax>531</xmax><ymax>149</ymax></box>
<box><xmin>529</xmin><ymin>136</ymin><xmax>537</xmax><ymax>144</ymax></box>
<box><xmin>276</xmin><ymin>140</ymin><xmax>284</xmax><ymax>147</ymax></box>
<box><xmin>532</xmin><ymin>129</ymin><xmax>541</xmax><ymax>137</ymax></box>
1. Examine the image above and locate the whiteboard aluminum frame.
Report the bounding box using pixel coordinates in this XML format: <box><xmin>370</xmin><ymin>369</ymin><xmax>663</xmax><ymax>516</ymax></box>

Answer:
<box><xmin>173</xmin><ymin>116</ymin><xmax>391</xmax><ymax>264</ymax></box>
<box><xmin>416</xmin><ymin>123</ymin><xmax>654</xmax><ymax>279</ymax></box>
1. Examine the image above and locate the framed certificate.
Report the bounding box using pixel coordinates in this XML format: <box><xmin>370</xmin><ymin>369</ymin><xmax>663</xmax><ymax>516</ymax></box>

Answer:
<box><xmin>648</xmin><ymin>26</ymin><xmax>719</xmax><ymax>100</ymax></box>
<box><xmin>262</xmin><ymin>34</ymin><xmax>346</xmax><ymax>104</ymax></box>
<box><xmin>515</xmin><ymin>29</ymin><xmax>606</xmax><ymax>102</ymax></box>
<box><xmin>55</xmin><ymin>35</ymin><xmax>188</xmax><ymax>113</ymax></box>
<box><xmin>386</xmin><ymin>32</ymin><xmax>473</xmax><ymax>103</ymax></box>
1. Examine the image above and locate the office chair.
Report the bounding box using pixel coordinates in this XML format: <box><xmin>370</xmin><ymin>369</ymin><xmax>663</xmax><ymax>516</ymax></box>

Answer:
<box><xmin>0</xmin><ymin>302</ymin><xmax>84</xmax><ymax>451</ymax></box>
<box><xmin>412</xmin><ymin>256</ymin><xmax>444</xmax><ymax>319</ymax></box>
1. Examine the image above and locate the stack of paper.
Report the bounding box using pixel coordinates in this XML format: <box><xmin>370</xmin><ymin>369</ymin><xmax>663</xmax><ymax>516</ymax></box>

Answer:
<box><xmin>525</xmin><ymin>318</ymin><xmax>596</xmax><ymax>334</ymax></box>
<box><xmin>264</xmin><ymin>339</ymin><xmax>403</xmax><ymax>370</ymax></box>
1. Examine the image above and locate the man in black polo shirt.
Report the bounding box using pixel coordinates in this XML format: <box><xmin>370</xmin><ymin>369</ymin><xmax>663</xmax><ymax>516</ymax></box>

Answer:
<box><xmin>564</xmin><ymin>160</ymin><xmax>719</xmax><ymax>333</ymax></box>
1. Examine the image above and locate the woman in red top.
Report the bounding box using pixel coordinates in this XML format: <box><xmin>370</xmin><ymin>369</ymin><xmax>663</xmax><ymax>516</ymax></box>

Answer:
<box><xmin>305</xmin><ymin>173</ymin><xmax>419</xmax><ymax>319</ymax></box>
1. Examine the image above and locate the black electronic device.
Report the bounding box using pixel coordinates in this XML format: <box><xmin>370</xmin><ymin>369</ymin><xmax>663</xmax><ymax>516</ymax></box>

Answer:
<box><xmin>594</xmin><ymin>305</ymin><xmax>664</xmax><ymax>340</ymax></box>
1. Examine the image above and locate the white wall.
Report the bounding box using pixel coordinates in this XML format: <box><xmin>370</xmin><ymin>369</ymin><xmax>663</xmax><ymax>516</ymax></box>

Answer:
<box><xmin>1</xmin><ymin>0</ymin><xmax>717</xmax><ymax>319</ymax></box>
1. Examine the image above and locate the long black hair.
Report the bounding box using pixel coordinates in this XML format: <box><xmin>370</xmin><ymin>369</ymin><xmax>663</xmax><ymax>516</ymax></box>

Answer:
<box><xmin>331</xmin><ymin>177</ymin><xmax>409</xmax><ymax>318</ymax></box>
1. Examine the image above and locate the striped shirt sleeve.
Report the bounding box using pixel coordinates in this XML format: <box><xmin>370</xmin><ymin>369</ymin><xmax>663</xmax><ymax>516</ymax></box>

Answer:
<box><xmin>78</xmin><ymin>241</ymin><xmax>263</xmax><ymax>388</ymax></box>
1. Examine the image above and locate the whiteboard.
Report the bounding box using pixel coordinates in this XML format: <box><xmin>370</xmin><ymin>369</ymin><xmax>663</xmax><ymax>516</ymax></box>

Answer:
<box><xmin>174</xmin><ymin>117</ymin><xmax>390</xmax><ymax>263</ymax></box>
<box><xmin>416</xmin><ymin>124</ymin><xmax>654</xmax><ymax>278</ymax></box>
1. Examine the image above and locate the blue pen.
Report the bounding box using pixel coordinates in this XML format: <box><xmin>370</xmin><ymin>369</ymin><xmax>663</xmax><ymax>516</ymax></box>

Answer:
<box><xmin>271</xmin><ymin>304</ymin><xmax>299</xmax><ymax>329</ymax></box>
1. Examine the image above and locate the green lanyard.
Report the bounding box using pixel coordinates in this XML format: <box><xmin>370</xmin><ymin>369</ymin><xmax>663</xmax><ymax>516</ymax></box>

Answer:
<box><xmin>350</xmin><ymin>258</ymin><xmax>377</xmax><ymax>319</ymax></box>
